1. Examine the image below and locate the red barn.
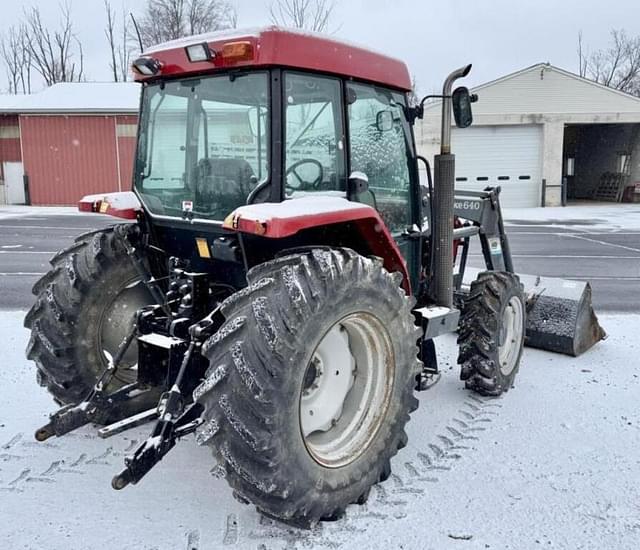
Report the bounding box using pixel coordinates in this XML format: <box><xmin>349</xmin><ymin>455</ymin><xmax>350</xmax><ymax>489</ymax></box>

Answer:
<box><xmin>0</xmin><ymin>83</ymin><xmax>140</xmax><ymax>205</ymax></box>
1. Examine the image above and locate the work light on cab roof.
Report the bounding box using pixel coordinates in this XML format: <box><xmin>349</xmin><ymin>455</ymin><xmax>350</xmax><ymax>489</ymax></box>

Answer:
<box><xmin>184</xmin><ymin>42</ymin><xmax>213</xmax><ymax>63</ymax></box>
<box><xmin>131</xmin><ymin>56</ymin><xmax>162</xmax><ymax>76</ymax></box>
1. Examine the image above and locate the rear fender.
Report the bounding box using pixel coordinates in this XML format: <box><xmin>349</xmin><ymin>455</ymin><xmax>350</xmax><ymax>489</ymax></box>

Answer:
<box><xmin>223</xmin><ymin>196</ymin><xmax>411</xmax><ymax>293</ymax></box>
<box><xmin>78</xmin><ymin>191</ymin><xmax>143</xmax><ymax>220</ymax></box>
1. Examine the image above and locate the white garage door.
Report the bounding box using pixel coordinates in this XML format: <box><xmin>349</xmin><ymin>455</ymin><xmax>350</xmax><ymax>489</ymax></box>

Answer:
<box><xmin>451</xmin><ymin>125</ymin><xmax>543</xmax><ymax>208</ymax></box>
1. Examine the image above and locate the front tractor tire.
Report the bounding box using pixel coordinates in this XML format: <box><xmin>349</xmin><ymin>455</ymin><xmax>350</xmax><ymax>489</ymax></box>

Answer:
<box><xmin>194</xmin><ymin>248</ymin><xmax>421</xmax><ymax>527</ymax></box>
<box><xmin>24</xmin><ymin>224</ymin><xmax>155</xmax><ymax>404</ymax></box>
<box><xmin>458</xmin><ymin>271</ymin><xmax>526</xmax><ymax>396</ymax></box>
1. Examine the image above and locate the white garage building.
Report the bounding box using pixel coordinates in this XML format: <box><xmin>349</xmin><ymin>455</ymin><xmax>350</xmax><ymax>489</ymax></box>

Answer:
<box><xmin>417</xmin><ymin>63</ymin><xmax>640</xmax><ymax>207</ymax></box>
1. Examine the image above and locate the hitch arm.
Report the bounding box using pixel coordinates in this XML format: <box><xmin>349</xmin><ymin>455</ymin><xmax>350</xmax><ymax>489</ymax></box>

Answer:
<box><xmin>111</xmin><ymin>310</ymin><xmax>221</xmax><ymax>489</ymax></box>
<box><xmin>111</xmin><ymin>339</ymin><xmax>203</xmax><ymax>489</ymax></box>
<box><xmin>111</xmin><ymin>402</ymin><xmax>203</xmax><ymax>489</ymax></box>
<box><xmin>34</xmin><ymin>325</ymin><xmax>151</xmax><ymax>441</ymax></box>
<box><xmin>34</xmin><ymin>381</ymin><xmax>157</xmax><ymax>442</ymax></box>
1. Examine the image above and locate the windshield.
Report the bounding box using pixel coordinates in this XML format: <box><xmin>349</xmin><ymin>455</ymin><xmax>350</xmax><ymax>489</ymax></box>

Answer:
<box><xmin>134</xmin><ymin>72</ymin><xmax>269</xmax><ymax>221</ymax></box>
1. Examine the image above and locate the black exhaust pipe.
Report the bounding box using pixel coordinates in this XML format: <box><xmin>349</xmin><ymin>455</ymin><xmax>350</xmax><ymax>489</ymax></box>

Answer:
<box><xmin>432</xmin><ymin>64</ymin><xmax>472</xmax><ymax>308</ymax></box>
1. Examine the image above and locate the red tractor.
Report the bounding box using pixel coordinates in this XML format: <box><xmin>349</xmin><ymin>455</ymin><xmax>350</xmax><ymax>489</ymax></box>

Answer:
<box><xmin>25</xmin><ymin>27</ymin><xmax>604</xmax><ymax>527</ymax></box>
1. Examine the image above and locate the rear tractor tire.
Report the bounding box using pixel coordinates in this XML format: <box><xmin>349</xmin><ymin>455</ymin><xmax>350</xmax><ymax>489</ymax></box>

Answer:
<box><xmin>24</xmin><ymin>224</ymin><xmax>155</xmax><ymax>404</ymax></box>
<box><xmin>458</xmin><ymin>271</ymin><xmax>526</xmax><ymax>396</ymax></box>
<box><xmin>193</xmin><ymin>248</ymin><xmax>421</xmax><ymax>527</ymax></box>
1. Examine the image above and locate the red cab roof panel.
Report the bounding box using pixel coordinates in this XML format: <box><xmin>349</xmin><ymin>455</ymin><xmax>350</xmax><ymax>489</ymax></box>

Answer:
<box><xmin>136</xmin><ymin>26</ymin><xmax>412</xmax><ymax>91</ymax></box>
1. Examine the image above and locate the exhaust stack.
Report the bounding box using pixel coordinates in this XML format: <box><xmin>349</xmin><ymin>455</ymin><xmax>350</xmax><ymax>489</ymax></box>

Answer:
<box><xmin>432</xmin><ymin>64</ymin><xmax>472</xmax><ymax>308</ymax></box>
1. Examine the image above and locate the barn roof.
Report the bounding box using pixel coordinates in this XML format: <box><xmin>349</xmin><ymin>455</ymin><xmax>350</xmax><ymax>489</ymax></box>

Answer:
<box><xmin>0</xmin><ymin>82</ymin><xmax>140</xmax><ymax>114</ymax></box>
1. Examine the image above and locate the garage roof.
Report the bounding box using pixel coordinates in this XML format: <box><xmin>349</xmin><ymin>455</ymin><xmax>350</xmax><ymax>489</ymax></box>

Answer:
<box><xmin>424</xmin><ymin>63</ymin><xmax>640</xmax><ymax>116</ymax></box>
<box><xmin>0</xmin><ymin>82</ymin><xmax>141</xmax><ymax>114</ymax></box>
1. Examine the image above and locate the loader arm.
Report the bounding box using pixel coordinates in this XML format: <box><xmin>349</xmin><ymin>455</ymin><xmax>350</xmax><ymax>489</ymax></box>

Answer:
<box><xmin>452</xmin><ymin>187</ymin><xmax>514</xmax><ymax>276</ymax></box>
<box><xmin>446</xmin><ymin>186</ymin><xmax>605</xmax><ymax>357</ymax></box>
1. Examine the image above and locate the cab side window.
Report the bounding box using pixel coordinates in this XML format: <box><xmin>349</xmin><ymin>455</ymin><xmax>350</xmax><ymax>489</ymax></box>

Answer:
<box><xmin>284</xmin><ymin>72</ymin><xmax>346</xmax><ymax>196</ymax></box>
<box><xmin>347</xmin><ymin>83</ymin><xmax>413</xmax><ymax>233</ymax></box>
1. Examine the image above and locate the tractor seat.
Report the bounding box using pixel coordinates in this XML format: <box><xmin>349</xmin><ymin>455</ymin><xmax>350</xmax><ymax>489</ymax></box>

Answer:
<box><xmin>195</xmin><ymin>158</ymin><xmax>257</xmax><ymax>210</ymax></box>
<box><xmin>196</xmin><ymin>158</ymin><xmax>255</xmax><ymax>190</ymax></box>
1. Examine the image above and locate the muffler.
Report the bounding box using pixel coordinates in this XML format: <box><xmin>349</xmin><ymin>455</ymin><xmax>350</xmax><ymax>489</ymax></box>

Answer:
<box><xmin>519</xmin><ymin>273</ymin><xmax>606</xmax><ymax>356</ymax></box>
<box><xmin>432</xmin><ymin>64</ymin><xmax>472</xmax><ymax>308</ymax></box>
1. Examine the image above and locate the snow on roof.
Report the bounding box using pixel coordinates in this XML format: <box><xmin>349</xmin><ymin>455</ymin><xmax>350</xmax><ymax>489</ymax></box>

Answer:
<box><xmin>472</xmin><ymin>62</ymin><xmax>640</xmax><ymax>103</ymax></box>
<box><xmin>423</xmin><ymin>62</ymin><xmax>640</xmax><ymax>114</ymax></box>
<box><xmin>0</xmin><ymin>82</ymin><xmax>141</xmax><ymax>114</ymax></box>
<box><xmin>146</xmin><ymin>25</ymin><xmax>396</xmax><ymax>66</ymax></box>
<box><xmin>145</xmin><ymin>26</ymin><xmax>263</xmax><ymax>54</ymax></box>
<box><xmin>0</xmin><ymin>94</ymin><xmax>25</xmax><ymax>112</ymax></box>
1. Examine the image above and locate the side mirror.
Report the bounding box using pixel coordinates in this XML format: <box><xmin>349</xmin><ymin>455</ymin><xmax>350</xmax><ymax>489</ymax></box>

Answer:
<box><xmin>347</xmin><ymin>171</ymin><xmax>369</xmax><ymax>199</ymax></box>
<box><xmin>375</xmin><ymin>110</ymin><xmax>394</xmax><ymax>132</ymax></box>
<box><xmin>452</xmin><ymin>86</ymin><xmax>477</xmax><ymax>128</ymax></box>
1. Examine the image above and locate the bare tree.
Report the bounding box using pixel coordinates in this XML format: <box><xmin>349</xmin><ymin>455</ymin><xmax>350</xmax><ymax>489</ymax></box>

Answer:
<box><xmin>408</xmin><ymin>74</ymin><xmax>420</xmax><ymax>107</ymax></box>
<box><xmin>118</xmin><ymin>10</ymin><xmax>133</xmax><ymax>81</ymax></box>
<box><xmin>105</xmin><ymin>1</ymin><xmax>119</xmax><ymax>81</ymax></box>
<box><xmin>1</xmin><ymin>27</ymin><xmax>22</xmax><ymax>94</ymax></box>
<box><xmin>577</xmin><ymin>31</ymin><xmax>588</xmax><ymax>78</ymax></box>
<box><xmin>20</xmin><ymin>31</ymin><xmax>33</xmax><ymax>94</ymax></box>
<box><xmin>578</xmin><ymin>29</ymin><xmax>640</xmax><ymax>96</ymax></box>
<box><xmin>135</xmin><ymin>0</ymin><xmax>237</xmax><ymax>50</ymax></box>
<box><xmin>269</xmin><ymin>0</ymin><xmax>336</xmax><ymax>32</ymax></box>
<box><xmin>104</xmin><ymin>1</ymin><xmax>133</xmax><ymax>81</ymax></box>
<box><xmin>23</xmin><ymin>3</ymin><xmax>84</xmax><ymax>86</ymax></box>
<box><xmin>1</xmin><ymin>26</ymin><xmax>33</xmax><ymax>94</ymax></box>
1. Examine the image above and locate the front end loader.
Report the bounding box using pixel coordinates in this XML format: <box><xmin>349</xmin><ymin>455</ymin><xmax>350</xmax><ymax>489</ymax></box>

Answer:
<box><xmin>24</xmin><ymin>27</ymin><xmax>604</xmax><ymax>527</ymax></box>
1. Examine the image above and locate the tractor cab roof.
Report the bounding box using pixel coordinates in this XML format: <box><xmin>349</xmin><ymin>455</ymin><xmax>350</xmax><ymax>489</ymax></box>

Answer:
<box><xmin>135</xmin><ymin>26</ymin><xmax>412</xmax><ymax>91</ymax></box>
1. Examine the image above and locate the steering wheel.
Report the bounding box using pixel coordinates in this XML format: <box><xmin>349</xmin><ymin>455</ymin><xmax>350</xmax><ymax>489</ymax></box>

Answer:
<box><xmin>285</xmin><ymin>159</ymin><xmax>324</xmax><ymax>192</ymax></box>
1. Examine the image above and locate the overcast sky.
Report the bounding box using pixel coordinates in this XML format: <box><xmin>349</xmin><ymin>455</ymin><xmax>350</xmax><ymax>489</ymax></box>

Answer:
<box><xmin>1</xmin><ymin>0</ymin><xmax>639</xmax><ymax>95</ymax></box>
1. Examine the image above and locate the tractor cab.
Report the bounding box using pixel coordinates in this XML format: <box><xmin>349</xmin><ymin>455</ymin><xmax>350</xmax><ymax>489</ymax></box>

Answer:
<box><xmin>129</xmin><ymin>27</ymin><xmax>424</xmax><ymax>289</ymax></box>
<box><xmin>134</xmin><ymin>66</ymin><xmax>415</xmax><ymax>229</ymax></box>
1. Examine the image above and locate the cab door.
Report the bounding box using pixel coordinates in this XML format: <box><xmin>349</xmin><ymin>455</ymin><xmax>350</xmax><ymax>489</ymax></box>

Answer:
<box><xmin>346</xmin><ymin>82</ymin><xmax>421</xmax><ymax>289</ymax></box>
<box><xmin>282</xmin><ymin>71</ymin><xmax>347</xmax><ymax>196</ymax></box>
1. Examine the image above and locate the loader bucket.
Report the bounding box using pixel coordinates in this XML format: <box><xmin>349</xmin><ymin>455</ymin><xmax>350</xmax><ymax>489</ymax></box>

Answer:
<box><xmin>518</xmin><ymin>273</ymin><xmax>606</xmax><ymax>356</ymax></box>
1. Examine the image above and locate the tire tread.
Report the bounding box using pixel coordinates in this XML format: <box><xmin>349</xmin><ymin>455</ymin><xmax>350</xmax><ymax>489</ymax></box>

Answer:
<box><xmin>194</xmin><ymin>248</ymin><xmax>420</xmax><ymax>527</ymax></box>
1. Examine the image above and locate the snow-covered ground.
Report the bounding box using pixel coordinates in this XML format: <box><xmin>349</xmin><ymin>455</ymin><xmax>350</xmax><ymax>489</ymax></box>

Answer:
<box><xmin>0</xmin><ymin>205</ymin><xmax>78</xmax><ymax>220</ymax></box>
<box><xmin>2</xmin><ymin>310</ymin><xmax>639</xmax><ymax>550</ymax></box>
<box><xmin>504</xmin><ymin>202</ymin><xmax>640</xmax><ymax>231</ymax></box>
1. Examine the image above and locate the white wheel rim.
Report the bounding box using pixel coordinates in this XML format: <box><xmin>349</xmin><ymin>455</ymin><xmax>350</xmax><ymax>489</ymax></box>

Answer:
<box><xmin>498</xmin><ymin>296</ymin><xmax>524</xmax><ymax>376</ymax></box>
<box><xmin>300</xmin><ymin>312</ymin><xmax>394</xmax><ymax>468</ymax></box>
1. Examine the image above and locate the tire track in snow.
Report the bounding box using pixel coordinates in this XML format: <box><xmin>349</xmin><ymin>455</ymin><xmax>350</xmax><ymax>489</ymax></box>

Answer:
<box><xmin>185</xmin><ymin>529</ymin><xmax>201</xmax><ymax>550</ymax></box>
<box><xmin>0</xmin><ymin>431</ymin><xmax>128</xmax><ymax>493</ymax></box>
<box><xmin>223</xmin><ymin>514</ymin><xmax>239</xmax><ymax>545</ymax></box>
<box><xmin>219</xmin><ymin>394</ymin><xmax>504</xmax><ymax>549</ymax></box>
<box><xmin>0</xmin><ymin>396</ymin><xmax>501</xmax><ymax>546</ymax></box>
